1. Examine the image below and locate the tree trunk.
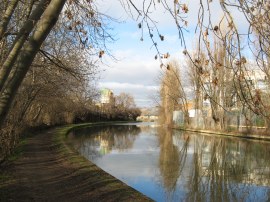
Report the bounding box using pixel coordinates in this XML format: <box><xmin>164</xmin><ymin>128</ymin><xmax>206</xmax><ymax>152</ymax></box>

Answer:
<box><xmin>0</xmin><ymin>0</ymin><xmax>19</xmax><ymax>40</ymax></box>
<box><xmin>0</xmin><ymin>0</ymin><xmax>66</xmax><ymax>128</ymax></box>
<box><xmin>0</xmin><ymin>0</ymin><xmax>51</xmax><ymax>91</ymax></box>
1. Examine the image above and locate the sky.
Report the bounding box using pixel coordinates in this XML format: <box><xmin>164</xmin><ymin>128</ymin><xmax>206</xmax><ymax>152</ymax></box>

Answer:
<box><xmin>96</xmin><ymin>0</ymin><xmax>249</xmax><ymax>108</ymax></box>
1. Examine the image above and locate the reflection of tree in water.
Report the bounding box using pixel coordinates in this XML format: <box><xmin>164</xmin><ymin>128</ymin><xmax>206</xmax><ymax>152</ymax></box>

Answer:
<box><xmin>68</xmin><ymin>129</ymin><xmax>102</xmax><ymax>161</ymax></box>
<box><xmin>70</xmin><ymin>125</ymin><xmax>141</xmax><ymax>159</ymax></box>
<box><xmin>138</xmin><ymin>124</ymin><xmax>157</xmax><ymax>134</ymax></box>
<box><xmin>70</xmin><ymin>126</ymin><xmax>270</xmax><ymax>201</ymax></box>
<box><xmin>112</xmin><ymin>125</ymin><xmax>141</xmax><ymax>150</ymax></box>
<box><xmin>157</xmin><ymin>127</ymin><xmax>189</xmax><ymax>198</ymax></box>
<box><xmin>185</xmin><ymin>135</ymin><xmax>270</xmax><ymax>201</ymax></box>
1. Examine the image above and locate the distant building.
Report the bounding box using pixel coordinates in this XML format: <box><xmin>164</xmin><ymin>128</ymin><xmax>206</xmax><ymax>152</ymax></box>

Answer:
<box><xmin>137</xmin><ymin>107</ymin><xmax>159</xmax><ymax>122</ymax></box>
<box><xmin>100</xmin><ymin>88</ymin><xmax>115</xmax><ymax>105</ymax></box>
<box><xmin>244</xmin><ymin>68</ymin><xmax>268</xmax><ymax>92</ymax></box>
<box><xmin>173</xmin><ymin>63</ymin><xmax>269</xmax><ymax>129</ymax></box>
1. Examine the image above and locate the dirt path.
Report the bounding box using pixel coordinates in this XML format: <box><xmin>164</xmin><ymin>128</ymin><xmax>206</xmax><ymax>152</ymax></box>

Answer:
<box><xmin>0</xmin><ymin>129</ymin><xmax>151</xmax><ymax>201</ymax></box>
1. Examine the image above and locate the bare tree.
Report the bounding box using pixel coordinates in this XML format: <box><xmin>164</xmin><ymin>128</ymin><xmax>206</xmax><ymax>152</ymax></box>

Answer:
<box><xmin>159</xmin><ymin>60</ymin><xmax>188</xmax><ymax>126</ymax></box>
<box><xmin>0</xmin><ymin>0</ymin><xmax>113</xmax><ymax>128</ymax></box>
<box><xmin>115</xmin><ymin>93</ymin><xmax>140</xmax><ymax>120</ymax></box>
<box><xmin>123</xmin><ymin>1</ymin><xmax>270</xmax><ymax>131</ymax></box>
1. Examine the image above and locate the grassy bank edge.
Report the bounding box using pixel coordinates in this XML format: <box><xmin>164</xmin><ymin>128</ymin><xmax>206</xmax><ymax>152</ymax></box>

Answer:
<box><xmin>174</xmin><ymin>126</ymin><xmax>270</xmax><ymax>142</ymax></box>
<box><xmin>53</xmin><ymin>121</ymin><xmax>152</xmax><ymax>201</ymax></box>
<box><xmin>0</xmin><ymin>138</ymin><xmax>28</xmax><ymax>185</ymax></box>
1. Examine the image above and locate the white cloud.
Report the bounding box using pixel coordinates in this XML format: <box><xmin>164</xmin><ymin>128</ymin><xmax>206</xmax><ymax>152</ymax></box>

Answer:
<box><xmin>99</xmin><ymin>44</ymin><xmax>189</xmax><ymax>107</ymax></box>
<box><xmin>98</xmin><ymin>0</ymin><xmax>249</xmax><ymax>35</ymax></box>
<box><xmin>101</xmin><ymin>49</ymin><xmax>161</xmax><ymax>85</ymax></box>
<box><xmin>96</xmin><ymin>0</ymin><xmax>129</xmax><ymax>20</ymax></box>
<box><xmin>100</xmin><ymin>82</ymin><xmax>158</xmax><ymax>91</ymax></box>
<box><xmin>98</xmin><ymin>47</ymin><xmax>164</xmax><ymax>108</ymax></box>
<box><xmin>99</xmin><ymin>81</ymin><xmax>159</xmax><ymax>107</ymax></box>
<box><xmin>95</xmin><ymin>0</ymin><xmax>250</xmax><ymax>108</ymax></box>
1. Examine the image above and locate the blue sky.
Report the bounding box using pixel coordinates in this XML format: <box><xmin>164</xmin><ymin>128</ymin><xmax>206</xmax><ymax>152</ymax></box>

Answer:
<box><xmin>98</xmin><ymin>21</ymin><xmax>185</xmax><ymax>107</ymax></box>
<box><xmin>96</xmin><ymin>1</ymin><xmax>249</xmax><ymax>108</ymax></box>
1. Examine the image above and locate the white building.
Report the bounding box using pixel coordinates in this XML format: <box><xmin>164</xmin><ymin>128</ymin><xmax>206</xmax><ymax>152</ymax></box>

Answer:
<box><xmin>100</xmin><ymin>88</ymin><xmax>115</xmax><ymax>105</ymax></box>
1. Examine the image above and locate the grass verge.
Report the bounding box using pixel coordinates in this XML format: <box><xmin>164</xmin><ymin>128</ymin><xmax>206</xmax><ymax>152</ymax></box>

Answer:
<box><xmin>7</xmin><ymin>139</ymin><xmax>28</xmax><ymax>162</ymax></box>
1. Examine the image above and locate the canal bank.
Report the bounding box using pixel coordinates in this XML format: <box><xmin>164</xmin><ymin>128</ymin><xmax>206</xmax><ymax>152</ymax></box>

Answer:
<box><xmin>0</xmin><ymin>123</ymin><xmax>152</xmax><ymax>201</ymax></box>
<box><xmin>174</xmin><ymin>126</ymin><xmax>270</xmax><ymax>142</ymax></box>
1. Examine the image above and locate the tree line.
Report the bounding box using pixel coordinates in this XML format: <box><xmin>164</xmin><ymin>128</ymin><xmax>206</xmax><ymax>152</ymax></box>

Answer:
<box><xmin>0</xmin><ymin>0</ymin><xmax>141</xmax><ymax>162</ymax></box>
<box><xmin>159</xmin><ymin>36</ymin><xmax>270</xmax><ymax>133</ymax></box>
<box><xmin>0</xmin><ymin>1</ymin><xmax>269</xmax><ymax>159</ymax></box>
<box><xmin>152</xmin><ymin>0</ymin><xmax>269</xmax><ymax>133</ymax></box>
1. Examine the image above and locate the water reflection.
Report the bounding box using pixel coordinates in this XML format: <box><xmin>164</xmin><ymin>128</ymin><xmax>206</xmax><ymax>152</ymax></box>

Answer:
<box><xmin>69</xmin><ymin>125</ymin><xmax>141</xmax><ymax>158</ymax></box>
<box><xmin>158</xmin><ymin>128</ymin><xmax>180</xmax><ymax>192</ymax></box>
<box><xmin>184</xmin><ymin>134</ymin><xmax>270</xmax><ymax>202</ymax></box>
<box><xmin>157</xmin><ymin>127</ymin><xmax>190</xmax><ymax>201</ymax></box>
<box><xmin>69</xmin><ymin>123</ymin><xmax>270</xmax><ymax>202</ymax></box>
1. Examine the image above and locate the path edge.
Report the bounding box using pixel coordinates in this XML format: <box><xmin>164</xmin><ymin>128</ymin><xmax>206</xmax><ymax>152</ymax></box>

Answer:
<box><xmin>53</xmin><ymin>122</ymin><xmax>152</xmax><ymax>201</ymax></box>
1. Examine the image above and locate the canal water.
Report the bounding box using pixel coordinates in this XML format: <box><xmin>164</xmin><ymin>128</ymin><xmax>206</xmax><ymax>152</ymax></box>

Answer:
<box><xmin>68</xmin><ymin>123</ymin><xmax>270</xmax><ymax>201</ymax></box>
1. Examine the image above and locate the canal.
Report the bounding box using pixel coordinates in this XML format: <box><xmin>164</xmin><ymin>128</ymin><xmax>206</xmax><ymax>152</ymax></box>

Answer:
<box><xmin>68</xmin><ymin>123</ymin><xmax>270</xmax><ymax>201</ymax></box>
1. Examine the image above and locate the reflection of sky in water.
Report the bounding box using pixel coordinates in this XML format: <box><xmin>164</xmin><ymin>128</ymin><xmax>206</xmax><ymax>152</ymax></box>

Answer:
<box><xmin>71</xmin><ymin>123</ymin><xmax>270</xmax><ymax>202</ymax></box>
<box><xmin>96</xmin><ymin>153</ymin><xmax>159</xmax><ymax>178</ymax></box>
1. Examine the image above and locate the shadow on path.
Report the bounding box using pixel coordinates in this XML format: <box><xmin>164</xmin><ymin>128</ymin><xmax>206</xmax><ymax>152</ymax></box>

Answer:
<box><xmin>0</xmin><ymin>129</ymin><xmax>151</xmax><ymax>201</ymax></box>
